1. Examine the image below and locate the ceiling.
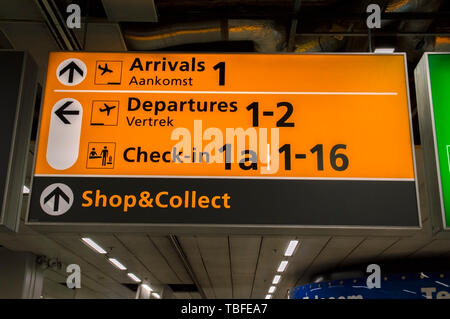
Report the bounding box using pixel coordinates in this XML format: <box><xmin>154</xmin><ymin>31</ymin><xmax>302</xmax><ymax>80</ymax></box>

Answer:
<box><xmin>1</xmin><ymin>0</ymin><xmax>450</xmax><ymax>299</ymax></box>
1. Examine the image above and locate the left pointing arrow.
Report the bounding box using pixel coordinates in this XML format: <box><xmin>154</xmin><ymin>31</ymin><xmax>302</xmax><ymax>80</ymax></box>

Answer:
<box><xmin>55</xmin><ymin>101</ymin><xmax>80</xmax><ymax>124</ymax></box>
<box><xmin>43</xmin><ymin>186</ymin><xmax>70</xmax><ymax>212</ymax></box>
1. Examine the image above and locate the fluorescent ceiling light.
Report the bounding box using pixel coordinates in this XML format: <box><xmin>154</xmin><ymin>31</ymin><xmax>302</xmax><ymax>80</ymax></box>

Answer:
<box><xmin>152</xmin><ymin>293</ymin><xmax>161</xmax><ymax>299</ymax></box>
<box><xmin>277</xmin><ymin>261</ymin><xmax>288</xmax><ymax>272</ymax></box>
<box><xmin>268</xmin><ymin>286</ymin><xmax>276</xmax><ymax>293</ymax></box>
<box><xmin>265</xmin><ymin>294</ymin><xmax>272</xmax><ymax>299</ymax></box>
<box><xmin>273</xmin><ymin>275</ymin><xmax>281</xmax><ymax>284</ymax></box>
<box><xmin>374</xmin><ymin>48</ymin><xmax>395</xmax><ymax>54</ymax></box>
<box><xmin>81</xmin><ymin>238</ymin><xmax>107</xmax><ymax>254</ymax></box>
<box><xmin>284</xmin><ymin>240</ymin><xmax>299</xmax><ymax>257</ymax></box>
<box><xmin>142</xmin><ymin>284</ymin><xmax>153</xmax><ymax>292</ymax></box>
<box><xmin>23</xmin><ymin>185</ymin><xmax>30</xmax><ymax>194</ymax></box>
<box><xmin>127</xmin><ymin>273</ymin><xmax>141</xmax><ymax>283</ymax></box>
<box><xmin>108</xmin><ymin>258</ymin><xmax>127</xmax><ymax>270</ymax></box>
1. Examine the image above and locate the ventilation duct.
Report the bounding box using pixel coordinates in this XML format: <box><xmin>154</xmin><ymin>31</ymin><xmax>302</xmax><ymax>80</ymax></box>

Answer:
<box><xmin>123</xmin><ymin>20</ymin><xmax>285</xmax><ymax>52</ymax></box>
<box><xmin>295</xmin><ymin>24</ymin><xmax>350</xmax><ymax>52</ymax></box>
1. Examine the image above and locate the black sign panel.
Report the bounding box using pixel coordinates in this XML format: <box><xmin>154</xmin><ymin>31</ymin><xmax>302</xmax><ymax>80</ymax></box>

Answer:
<box><xmin>29</xmin><ymin>176</ymin><xmax>419</xmax><ymax>228</ymax></box>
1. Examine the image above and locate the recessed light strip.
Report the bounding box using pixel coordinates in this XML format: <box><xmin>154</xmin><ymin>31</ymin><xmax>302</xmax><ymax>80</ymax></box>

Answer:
<box><xmin>273</xmin><ymin>275</ymin><xmax>281</xmax><ymax>284</ymax></box>
<box><xmin>80</xmin><ymin>238</ymin><xmax>146</xmax><ymax>289</ymax></box>
<box><xmin>268</xmin><ymin>240</ymin><xmax>300</xmax><ymax>298</ymax></box>
<box><xmin>108</xmin><ymin>258</ymin><xmax>127</xmax><ymax>270</ymax></box>
<box><xmin>128</xmin><ymin>273</ymin><xmax>141</xmax><ymax>283</ymax></box>
<box><xmin>284</xmin><ymin>240</ymin><xmax>299</xmax><ymax>257</ymax></box>
<box><xmin>81</xmin><ymin>238</ymin><xmax>107</xmax><ymax>254</ymax></box>
<box><xmin>277</xmin><ymin>261</ymin><xmax>288</xmax><ymax>272</ymax></box>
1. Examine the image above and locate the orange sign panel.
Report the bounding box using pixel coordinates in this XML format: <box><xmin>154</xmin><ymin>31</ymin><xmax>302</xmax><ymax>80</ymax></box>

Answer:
<box><xmin>35</xmin><ymin>52</ymin><xmax>415</xmax><ymax>179</ymax></box>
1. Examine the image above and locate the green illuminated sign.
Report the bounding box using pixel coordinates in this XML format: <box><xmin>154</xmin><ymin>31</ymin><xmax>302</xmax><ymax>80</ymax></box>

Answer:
<box><xmin>415</xmin><ymin>53</ymin><xmax>450</xmax><ymax>230</ymax></box>
<box><xmin>429</xmin><ymin>54</ymin><xmax>450</xmax><ymax>228</ymax></box>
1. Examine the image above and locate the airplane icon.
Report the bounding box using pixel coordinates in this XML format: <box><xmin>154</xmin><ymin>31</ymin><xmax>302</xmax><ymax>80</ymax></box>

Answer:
<box><xmin>91</xmin><ymin>100</ymin><xmax>119</xmax><ymax>126</ymax></box>
<box><xmin>98</xmin><ymin>63</ymin><xmax>113</xmax><ymax>75</ymax></box>
<box><xmin>99</xmin><ymin>103</ymin><xmax>116</xmax><ymax>116</ymax></box>
<box><xmin>95</xmin><ymin>61</ymin><xmax>122</xmax><ymax>85</ymax></box>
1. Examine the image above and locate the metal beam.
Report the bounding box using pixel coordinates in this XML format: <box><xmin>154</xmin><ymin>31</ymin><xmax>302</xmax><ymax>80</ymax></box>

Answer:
<box><xmin>152</xmin><ymin>11</ymin><xmax>450</xmax><ymax>21</ymax></box>
<box><xmin>169</xmin><ymin>235</ymin><xmax>207</xmax><ymax>299</ymax></box>
<box><xmin>295</xmin><ymin>32</ymin><xmax>450</xmax><ymax>38</ymax></box>
<box><xmin>34</xmin><ymin>0</ymin><xmax>81</xmax><ymax>50</ymax></box>
<box><xmin>287</xmin><ymin>0</ymin><xmax>302</xmax><ymax>52</ymax></box>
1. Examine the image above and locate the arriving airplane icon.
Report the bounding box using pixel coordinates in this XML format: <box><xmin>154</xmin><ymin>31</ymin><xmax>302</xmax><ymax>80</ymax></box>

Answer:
<box><xmin>98</xmin><ymin>63</ymin><xmax>113</xmax><ymax>75</ymax></box>
<box><xmin>99</xmin><ymin>103</ymin><xmax>116</xmax><ymax>116</ymax></box>
<box><xmin>95</xmin><ymin>60</ymin><xmax>122</xmax><ymax>85</ymax></box>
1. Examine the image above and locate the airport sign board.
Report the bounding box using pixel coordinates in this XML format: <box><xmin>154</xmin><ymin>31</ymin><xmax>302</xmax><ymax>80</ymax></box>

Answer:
<box><xmin>415</xmin><ymin>53</ymin><xmax>450</xmax><ymax>232</ymax></box>
<box><xmin>27</xmin><ymin>52</ymin><xmax>419</xmax><ymax>230</ymax></box>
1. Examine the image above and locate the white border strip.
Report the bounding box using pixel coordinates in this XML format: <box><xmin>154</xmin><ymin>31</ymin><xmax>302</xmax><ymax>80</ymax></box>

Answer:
<box><xmin>54</xmin><ymin>89</ymin><xmax>398</xmax><ymax>95</ymax></box>
<box><xmin>34</xmin><ymin>174</ymin><xmax>414</xmax><ymax>181</ymax></box>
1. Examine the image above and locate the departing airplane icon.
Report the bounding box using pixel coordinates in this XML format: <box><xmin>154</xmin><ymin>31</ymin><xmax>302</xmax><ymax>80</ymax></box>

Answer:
<box><xmin>99</xmin><ymin>103</ymin><xmax>116</xmax><ymax>116</ymax></box>
<box><xmin>98</xmin><ymin>63</ymin><xmax>113</xmax><ymax>75</ymax></box>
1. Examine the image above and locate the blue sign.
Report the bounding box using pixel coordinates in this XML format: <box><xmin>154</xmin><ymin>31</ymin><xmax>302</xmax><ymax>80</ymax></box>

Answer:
<box><xmin>290</xmin><ymin>272</ymin><xmax>450</xmax><ymax>299</ymax></box>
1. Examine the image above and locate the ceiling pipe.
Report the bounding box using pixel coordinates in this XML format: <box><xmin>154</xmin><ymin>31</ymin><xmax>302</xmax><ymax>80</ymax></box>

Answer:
<box><xmin>385</xmin><ymin>0</ymin><xmax>446</xmax><ymax>58</ymax></box>
<box><xmin>123</xmin><ymin>20</ymin><xmax>285</xmax><ymax>52</ymax></box>
<box><xmin>435</xmin><ymin>36</ymin><xmax>450</xmax><ymax>51</ymax></box>
<box><xmin>295</xmin><ymin>23</ymin><xmax>350</xmax><ymax>52</ymax></box>
<box><xmin>295</xmin><ymin>0</ymin><xmax>446</xmax><ymax>53</ymax></box>
<box><xmin>385</xmin><ymin>0</ymin><xmax>441</xmax><ymax>16</ymax></box>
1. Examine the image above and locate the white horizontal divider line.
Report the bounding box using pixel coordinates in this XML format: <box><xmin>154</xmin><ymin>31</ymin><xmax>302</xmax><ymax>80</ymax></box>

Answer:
<box><xmin>34</xmin><ymin>174</ymin><xmax>414</xmax><ymax>181</ymax></box>
<box><xmin>54</xmin><ymin>89</ymin><xmax>398</xmax><ymax>95</ymax></box>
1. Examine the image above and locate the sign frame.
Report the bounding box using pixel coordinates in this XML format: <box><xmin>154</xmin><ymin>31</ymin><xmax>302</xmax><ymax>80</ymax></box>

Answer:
<box><xmin>0</xmin><ymin>50</ymin><xmax>38</xmax><ymax>232</ymax></box>
<box><xmin>415</xmin><ymin>52</ymin><xmax>450</xmax><ymax>235</ymax></box>
<box><xmin>26</xmin><ymin>51</ymin><xmax>422</xmax><ymax>234</ymax></box>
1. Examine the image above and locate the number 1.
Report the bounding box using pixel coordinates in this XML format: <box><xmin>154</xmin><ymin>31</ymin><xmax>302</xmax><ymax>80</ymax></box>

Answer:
<box><xmin>213</xmin><ymin>62</ymin><xmax>225</xmax><ymax>86</ymax></box>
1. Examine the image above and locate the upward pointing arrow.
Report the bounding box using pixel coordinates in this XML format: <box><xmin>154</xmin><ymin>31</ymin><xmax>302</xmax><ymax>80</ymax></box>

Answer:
<box><xmin>55</xmin><ymin>101</ymin><xmax>80</xmax><ymax>124</ymax></box>
<box><xmin>59</xmin><ymin>61</ymin><xmax>84</xmax><ymax>83</ymax></box>
<box><xmin>43</xmin><ymin>187</ymin><xmax>70</xmax><ymax>212</ymax></box>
